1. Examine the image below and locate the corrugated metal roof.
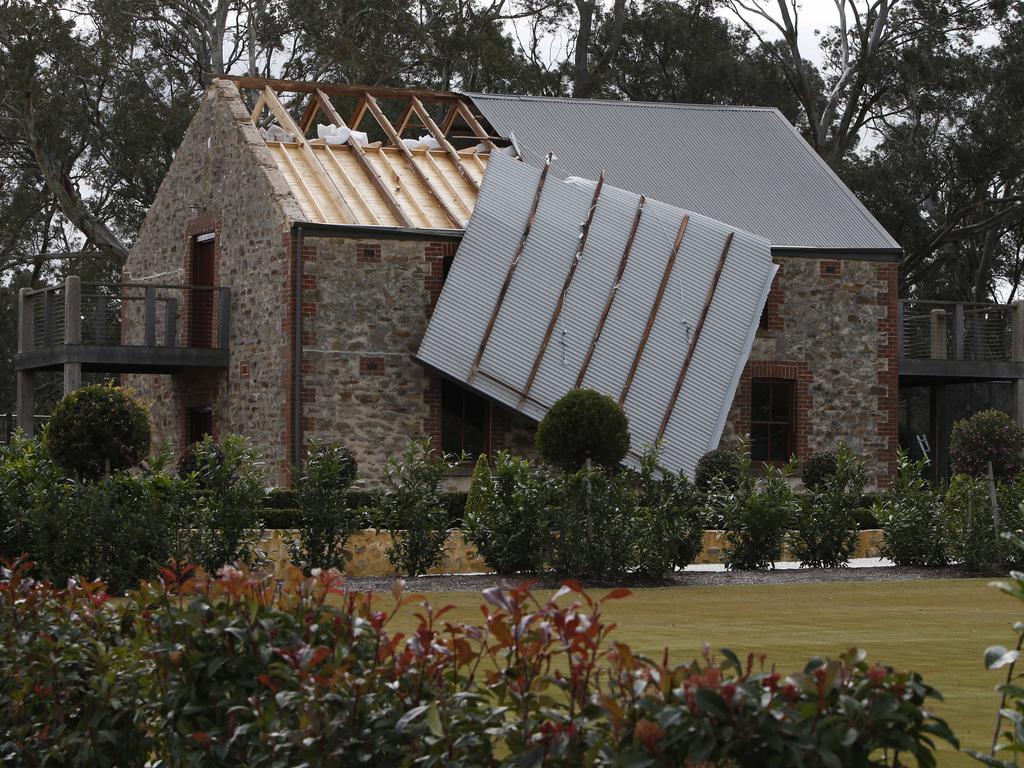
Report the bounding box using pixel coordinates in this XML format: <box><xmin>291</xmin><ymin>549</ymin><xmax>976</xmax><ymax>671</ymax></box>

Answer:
<box><xmin>464</xmin><ymin>93</ymin><xmax>899</xmax><ymax>251</ymax></box>
<box><xmin>417</xmin><ymin>152</ymin><xmax>777</xmax><ymax>477</ymax></box>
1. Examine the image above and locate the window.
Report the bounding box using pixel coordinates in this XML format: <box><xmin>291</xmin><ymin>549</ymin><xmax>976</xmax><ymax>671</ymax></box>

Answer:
<box><xmin>187</xmin><ymin>407</ymin><xmax>213</xmax><ymax>447</ymax></box>
<box><xmin>750</xmin><ymin>379</ymin><xmax>794</xmax><ymax>462</ymax></box>
<box><xmin>441</xmin><ymin>379</ymin><xmax>489</xmax><ymax>457</ymax></box>
<box><xmin>189</xmin><ymin>233</ymin><xmax>215</xmax><ymax>348</ymax></box>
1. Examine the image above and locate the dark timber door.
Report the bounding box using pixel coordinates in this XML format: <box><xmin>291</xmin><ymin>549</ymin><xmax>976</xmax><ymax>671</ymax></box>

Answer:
<box><xmin>189</xmin><ymin>235</ymin><xmax>215</xmax><ymax>348</ymax></box>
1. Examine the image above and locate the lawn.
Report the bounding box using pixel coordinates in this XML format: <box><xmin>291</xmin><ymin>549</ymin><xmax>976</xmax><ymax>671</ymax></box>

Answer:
<box><xmin>390</xmin><ymin>577</ymin><xmax>1018</xmax><ymax>767</ymax></box>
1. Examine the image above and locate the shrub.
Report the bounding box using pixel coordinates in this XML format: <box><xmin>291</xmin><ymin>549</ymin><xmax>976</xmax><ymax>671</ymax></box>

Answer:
<box><xmin>377</xmin><ymin>440</ymin><xmax>460</xmax><ymax>576</ymax></box>
<box><xmin>535</xmin><ymin>388</ymin><xmax>630</xmax><ymax>471</ymax></box>
<box><xmin>694</xmin><ymin>447</ymin><xmax>742</xmax><ymax>492</ymax></box>
<box><xmin>877</xmin><ymin>451</ymin><xmax>948</xmax><ymax>567</ymax></box>
<box><xmin>950</xmin><ymin>408</ymin><xmax>1024</xmax><ymax>480</ymax></box>
<box><xmin>788</xmin><ymin>444</ymin><xmax>866</xmax><ymax>568</ymax></box>
<box><xmin>176</xmin><ymin>434</ymin><xmax>265</xmax><ymax>572</ymax></box>
<box><xmin>974</xmin><ymin>534</ymin><xmax>1024</xmax><ymax>766</ymax></box>
<box><xmin>289</xmin><ymin>441</ymin><xmax>360</xmax><ymax>573</ymax></box>
<box><xmin>709</xmin><ymin>443</ymin><xmax>795</xmax><ymax>571</ymax></box>
<box><xmin>627</xmin><ymin>447</ymin><xmax>706</xmax><ymax>579</ymax></box>
<box><xmin>0</xmin><ymin>433</ymin><xmax>52</xmax><ymax>559</ymax></box>
<box><xmin>0</xmin><ymin>560</ymin><xmax>959</xmax><ymax>767</ymax></box>
<box><xmin>944</xmin><ymin>473</ymin><xmax>1024</xmax><ymax>571</ymax></box>
<box><xmin>801</xmin><ymin>450</ymin><xmax>838</xmax><ymax>491</ymax></box>
<box><xmin>42</xmin><ymin>384</ymin><xmax>150</xmax><ymax>479</ymax></box>
<box><xmin>548</xmin><ymin>463</ymin><xmax>634</xmax><ymax>578</ymax></box>
<box><xmin>463</xmin><ymin>452</ymin><xmax>551</xmax><ymax>574</ymax></box>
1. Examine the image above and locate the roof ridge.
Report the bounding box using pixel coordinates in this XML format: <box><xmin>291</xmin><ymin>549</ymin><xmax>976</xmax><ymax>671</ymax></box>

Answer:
<box><xmin>463</xmin><ymin>91</ymin><xmax>779</xmax><ymax>113</ymax></box>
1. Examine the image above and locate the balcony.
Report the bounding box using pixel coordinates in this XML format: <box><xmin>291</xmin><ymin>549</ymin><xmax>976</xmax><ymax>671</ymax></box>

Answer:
<box><xmin>899</xmin><ymin>299</ymin><xmax>1024</xmax><ymax>381</ymax></box>
<box><xmin>15</xmin><ymin>277</ymin><xmax>230</xmax><ymax>376</ymax></box>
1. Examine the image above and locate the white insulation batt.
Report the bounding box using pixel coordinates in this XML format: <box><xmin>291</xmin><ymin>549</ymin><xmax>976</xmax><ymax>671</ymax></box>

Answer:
<box><xmin>417</xmin><ymin>151</ymin><xmax>777</xmax><ymax>477</ymax></box>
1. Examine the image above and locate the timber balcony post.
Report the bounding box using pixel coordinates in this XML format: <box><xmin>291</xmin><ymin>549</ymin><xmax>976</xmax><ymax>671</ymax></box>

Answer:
<box><xmin>1012</xmin><ymin>301</ymin><xmax>1024</xmax><ymax>427</ymax></box>
<box><xmin>16</xmin><ymin>288</ymin><xmax>34</xmax><ymax>435</ymax></box>
<box><xmin>63</xmin><ymin>276</ymin><xmax>82</xmax><ymax>395</ymax></box>
<box><xmin>929</xmin><ymin>309</ymin><xmax>947</xmax><ymax>360</ymax></box>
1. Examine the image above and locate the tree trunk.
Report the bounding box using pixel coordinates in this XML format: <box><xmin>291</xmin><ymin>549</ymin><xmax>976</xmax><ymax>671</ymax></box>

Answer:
<box><xmin>18</xmin><ymin>92</ymin><xmax>129</xmax><ymax>266</ymax></box>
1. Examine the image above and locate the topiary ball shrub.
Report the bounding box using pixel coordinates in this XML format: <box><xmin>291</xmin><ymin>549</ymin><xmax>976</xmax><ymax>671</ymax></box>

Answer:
<box><xmin>694</xmin><ymin>448</ymin><xmax>742</xmax><ymax>492</ymax></box>
<box><xmin>535</xmin><ymin>389</ymin><xmax>630</xmax><ymax>471</ymax></box>
<box><xmin>43</xmin><ymin>384</ymin><xmax>150</xmax><ymax>479</ymax></box>
<box><xmin>802</xmin><ymin>450</ymin><xmax>839</xmax><ymax>491</ymax></box>
<box><xmin>950</xmin><ymin>409</ymin><xmax>1024</xmax><ymax>480</ymax></box>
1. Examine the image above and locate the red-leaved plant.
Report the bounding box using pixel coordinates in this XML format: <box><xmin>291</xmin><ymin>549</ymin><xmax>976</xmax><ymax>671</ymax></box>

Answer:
<box><xmin>0</xmin><ymin>557</ymin><xmax>957</xmax><ymax>767</ymax></box>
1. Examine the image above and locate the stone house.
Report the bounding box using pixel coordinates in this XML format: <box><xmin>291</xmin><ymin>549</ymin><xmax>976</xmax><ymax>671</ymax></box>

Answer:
<box><xmin>115</xmin><ymin>77</ymin><xmax>903</xmax><ymax>486</ymax></box>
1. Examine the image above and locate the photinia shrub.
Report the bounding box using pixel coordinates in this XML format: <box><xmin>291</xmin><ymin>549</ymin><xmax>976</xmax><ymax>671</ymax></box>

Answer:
<box><xmin>950</xmin><ymin>409</ymin><xmax>1024</xmax><ymax>480</ymax></box>
<box><xmin>42</xmin><ymin>384</ymin><xmax>150</xmax><ymax>479</ymax></box>
<box><xmin>463</xmin><ymin>452</ymin><xmax>552</xmax><ymax>574</ymax></box>
<box><xmin>535</xmin><ymin>389</ymin><xmax>630</xmax><ymax>471</ymax></box>
<box><xmin>289</xmin><ymin>440</ymin><xmax>360</xmax><ymax>573</ymax></box>
<box><xmin>0</xmin><ymin>557</ymin><xmax>958</xmax><ymax>767</ymax></box>
<box><xmin>877</xmin><ymin>451</ymin><xmax>948</xmax><ymax>567</ymax></box>
<box><xmin>789</xmin><ymin>444</ymin><xmax>866</xmax><ymax>568</ymax></box>
<box><xmin>376</xmin><ymin>439</ymin><xmax>461</xmax><ymax>576</ymax></box>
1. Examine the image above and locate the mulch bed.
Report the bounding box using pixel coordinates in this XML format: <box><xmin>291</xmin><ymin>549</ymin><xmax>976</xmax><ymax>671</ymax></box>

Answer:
<box><xmin>342</xmin><ymin>565</ymin><xmax>993</xmax><ymax>593</ymax></box>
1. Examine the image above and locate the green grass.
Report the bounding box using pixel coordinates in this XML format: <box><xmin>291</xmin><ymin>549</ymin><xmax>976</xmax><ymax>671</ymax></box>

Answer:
<box><xmin>390</xmin><ymin>577</ymin><xmax>1018</xmax><ymax>767</ymax></box>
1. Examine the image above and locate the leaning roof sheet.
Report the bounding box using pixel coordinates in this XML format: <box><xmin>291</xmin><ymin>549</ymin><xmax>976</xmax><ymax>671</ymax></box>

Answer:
<box><xmin>465</xmin><ymin>93</ymin><xmax>899</xmax><ymax>251</ymax></box>
<box><xmin>418</xmin><ymin>152</ymin><xmax>778</xmax><ymax>477</ymax></box>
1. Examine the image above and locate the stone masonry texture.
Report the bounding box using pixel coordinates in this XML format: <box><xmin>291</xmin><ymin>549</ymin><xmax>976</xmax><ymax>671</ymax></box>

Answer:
<box><xmin>720</xmin><ymin>255</ymin><xmax>899</xmax><ymax>485</ymax></box>
<box><xmin>123</xmin><ymin>81</ymin><xmax>898</xmax><ymax>488</ymax></box>
<box><xmin>123</xmin><ymin>80</ymin><xmax>302</xmax><ymax>487</ymax></box>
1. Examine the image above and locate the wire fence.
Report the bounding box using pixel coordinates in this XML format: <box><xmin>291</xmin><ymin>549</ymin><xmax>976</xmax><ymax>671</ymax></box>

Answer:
<box><xmin>900</xmin><ymin>300</ymin><xmax>1014</xmax><ymax>362</ymax></box>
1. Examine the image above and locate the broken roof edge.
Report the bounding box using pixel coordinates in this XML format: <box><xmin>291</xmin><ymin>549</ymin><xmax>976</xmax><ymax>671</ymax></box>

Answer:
<box><xmin>290</xmin><ymin>221</ymin><xmax>464</xmax><ymax>240</ymax></box>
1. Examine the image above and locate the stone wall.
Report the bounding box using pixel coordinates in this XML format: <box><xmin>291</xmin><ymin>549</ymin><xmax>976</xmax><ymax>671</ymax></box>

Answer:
<box><xmin>123</xmin><ymin>80</ymin><xmax>302</xmax><ymax>486</ymax></box>
<box><xmin>720</xmin><ymin>255</ymin><xmax>899</xmax><ymax>484</ymax></box>
<box><xmin>298</xmin><ymin>236</ymin><xmax>457</xmax><ymax>481</ymax></box>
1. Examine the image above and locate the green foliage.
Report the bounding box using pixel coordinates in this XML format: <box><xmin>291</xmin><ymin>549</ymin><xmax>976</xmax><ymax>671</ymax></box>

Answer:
<box><xmin>626</xmin><ymin>447</ymin><xmax>706</xmax><ymax>579</ymax></box>
<box><xmin>176</xmin><ymin>435</ymin><xmax>265</xmax><ymax>573</ymax></box>
<box><xmin>788</xmin><ymin>444</ymin><xmax>866</xmax><ymax>568</ymax></box>
<box><xmin>0</xmin><ymin>432</ymin><xmax>49</xmax><ymax>559</ymax></box>
<box><xmin>289</xmin><ymin>441</ymin><xmax>360</xmax><ymax>573</ymax></box>
<box><xmin>877</xmin><ymin>451</ymin><xmax>949</xmax><ymax>567</ymax></box>
<box><xmin>535</xmin><ymin>388</ymin><xmax>630</xmax><ymax>471</ymax></box>
<box><xmin>950</xmin><ymin>409</ymin><xmax>1024</xmax><ymax>480</ymax></box>
<box><xmin>710</xmin><ymin>444</ymin><xmax>796</xmax><ymax>571</ymax></box>
<box><xmin>0</xmin><ymin>561</ymin><xmax>959</xmax><ymax>767</ymax></box>
<box><xmin>463</xmin><ymin>452</ymin><xmax>551</xmax><ymax>575</ymax></box>
<box><xmin>42</xmin><ymin>384</ymin><xmax>150</xmax><ymax>479</ymax></box>
<box><xmin>548</xmin><ymin>463</ymin><xmax>634</xmax><ymax>578</ymax></box>
<box><xmin>801</xmin><ymin>450</ymin><xmax>839</xmax><ymax>491</ymax></box>
<box><xmin>694</xmin><ymin>447</ymin><xmax>742</xmax><ymax>492</ymax></box>
<box><xmin>377</xmin><ymin>440</ymin><xmax>460</xmax><ymax>576</ymax></box>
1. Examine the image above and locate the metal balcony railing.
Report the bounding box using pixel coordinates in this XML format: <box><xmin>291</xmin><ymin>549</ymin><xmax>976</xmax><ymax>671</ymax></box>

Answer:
<box><xmin>900</xmin><ymin>300</ymin><xmax>1018</xmax><ymax>363</ymax></box>
<box><xmin>21</xmin><ymin>279</ymin><xmax>231</xmax><ymax>353</ymax></box>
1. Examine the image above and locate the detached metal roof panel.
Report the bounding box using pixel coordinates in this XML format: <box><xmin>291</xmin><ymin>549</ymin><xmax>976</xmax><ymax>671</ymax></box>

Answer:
<box><xmin>464</xmin><ymin>93</ymin><xmax>899</xmax><ymax>251</ymax></box>
<box><xmin>418</xmin><ymin>152</ymin><xmax>778</xmax><ymax>477</ymax></box>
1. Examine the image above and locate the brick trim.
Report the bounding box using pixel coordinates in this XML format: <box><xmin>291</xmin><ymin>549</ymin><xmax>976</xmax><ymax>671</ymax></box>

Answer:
<box><xmin>733</xmin><ymin>360</ymin><xmax>812</xmax><ymax>461</ymax></box>
<box><xmin>820</xmin><ymin>260</ymin><xmax>842</xmax><ymax>278</ymax></box>
<box><xmin>762</xmin><ymin>262</ymin><xmax>784</xmax><ymax>331</ymax></box>
<box><xmin>875</xmin><ymin>261</ymin><xmax>899</xmax><ymax>483</ymax></box>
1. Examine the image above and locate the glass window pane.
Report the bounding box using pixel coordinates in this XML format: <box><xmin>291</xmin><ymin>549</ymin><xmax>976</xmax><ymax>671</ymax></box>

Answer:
<box><xmin>769</xmin><ymin>425</ymin><xmax>790</xmax><ymax>461</ymax></box>
<box><xmin>751</xmin><ymin>424</ymin><xmax>771</xmax><ymax>461</ymax></box>
<box><xmin>751</xmin><ymin>381</ymin><xmax>771</xmax><ymax>421</ymax></box>
<box><xmin>771</xmin><ymin>382</ymin><xmax>791</xmax><ymax>421</ymax></box>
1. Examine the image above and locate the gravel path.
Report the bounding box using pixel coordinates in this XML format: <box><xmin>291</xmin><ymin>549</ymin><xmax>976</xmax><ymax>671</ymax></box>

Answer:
<box><xmin>342</xmin><ymin>560</ymin><xmax>994</xmax><ymax>593</ymax></box>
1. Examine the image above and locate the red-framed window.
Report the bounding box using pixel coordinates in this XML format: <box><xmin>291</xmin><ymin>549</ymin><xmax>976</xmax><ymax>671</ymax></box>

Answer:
<box><xmin>750</xmin><ymin>378</ymin><xmax>794</xmax><ymax>462</ymax></box>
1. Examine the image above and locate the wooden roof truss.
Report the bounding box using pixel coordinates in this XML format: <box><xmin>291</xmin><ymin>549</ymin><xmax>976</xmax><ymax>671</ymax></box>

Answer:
<box><xmin>231</xmin><ymin>75</ymin><xmax>506</xmax><ymax>230</ymax></box>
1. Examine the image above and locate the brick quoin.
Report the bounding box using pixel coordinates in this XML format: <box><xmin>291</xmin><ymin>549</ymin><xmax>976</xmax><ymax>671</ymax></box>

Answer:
<box><xmin>763</xmin><ymin>262</ymin><xmax>785</xmax><ymax>332</ymax></box>
<box><xmin>423</xmin><ymin>375</ymin><xmax>442</xmax><ymax>446</ymax></box>
<box><xmin>424</xmin><ymin>241</ymin><xmax>457</xmax><ymax>314</ymax></box>
<box><xmin>875</xmin><ymin>261</ymin><xmax>900</xmax><ymax>484</ymax></box>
